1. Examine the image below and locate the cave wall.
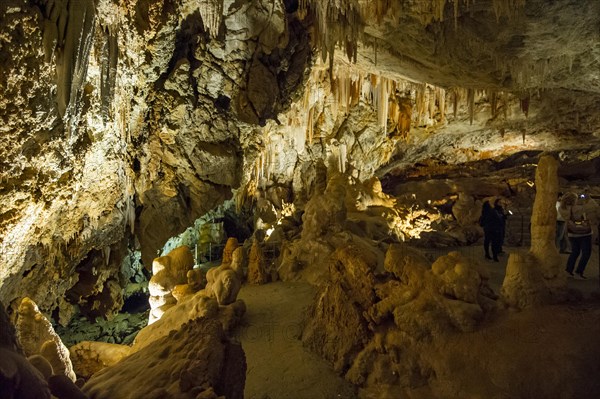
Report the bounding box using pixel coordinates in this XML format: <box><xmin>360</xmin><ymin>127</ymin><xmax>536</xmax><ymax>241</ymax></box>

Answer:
<box><xmin>0</xmin><ymin>0</ymin><xmax>312</xmax><ymax>318</ymax></box>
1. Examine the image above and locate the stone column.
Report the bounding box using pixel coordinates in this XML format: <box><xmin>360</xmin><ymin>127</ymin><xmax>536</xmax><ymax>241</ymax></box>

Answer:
<box><xmin>501</xmin><ymin>155</ymin><xmax>567</xmax><ymax>309</ymax></box>
<box><xmin>529</xmin><ymin>155</ymin><xmax>560</xmax><ymax>278</ymax></box>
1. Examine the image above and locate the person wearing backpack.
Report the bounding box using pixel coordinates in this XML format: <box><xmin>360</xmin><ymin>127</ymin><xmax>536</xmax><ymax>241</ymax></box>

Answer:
<box><xmin>565</xmin><ymin>192</ymin><xmax>592</xmax><ymax>279</ymax></box>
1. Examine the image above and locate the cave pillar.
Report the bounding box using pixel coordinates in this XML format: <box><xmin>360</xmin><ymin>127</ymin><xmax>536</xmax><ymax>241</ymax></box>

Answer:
<box><xmin>529</xmin><ymin>154</ymin><xmax>560</xmax><ymax>278</ymax></box>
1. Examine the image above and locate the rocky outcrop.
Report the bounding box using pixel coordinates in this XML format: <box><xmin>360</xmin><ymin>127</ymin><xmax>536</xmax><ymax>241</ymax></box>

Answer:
<box><xmin>247</xmin><ymin>240</ymin><xmax>268</xmax><ymax>285</ymax></box>
<box><xmin>148</xmin><ymin>245</ymin><xmax>195</xmax><ymax>324</ymax></box>
<box><xmin>69</xmin><ymin>341</ymin><xmax>132</xmax><ymax>379</ymax></box>
<box><xmin>0</xmin><ymin>301</ymin><xmax>52</xmax><ymax>398</ymax></box>
<box><xmin>83</xmin><ymin>318</ymin><xmax>246</xmax><ymax>399</ymax></box>
<box><xmin>0</xmin><ymin>0</ymin><xmax>311</xmax><ymax>320</ymax></box>
<box><xmin>16</xmin><ymin>297</ymin><xmax>77</xmax><ymax>382</ymax></box>
<box><xmin>303</xmin><ymin>243</ymin><xmax>497</xmax><ymax>392</ymax></box>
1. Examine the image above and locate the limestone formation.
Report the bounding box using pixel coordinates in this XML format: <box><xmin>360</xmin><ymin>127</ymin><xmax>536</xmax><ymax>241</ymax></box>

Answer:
<box><xmin>210</xmin><ymin>268</ymin><xmax>242</xmax><ymax>306</ymax></box>
<box><xmin>354</xmin><ymin>177</ymin><xmax>397</xmax><ymax>211</ymax></box>
<box><xmin>148</xmin><ymin>245</ymin><xmax>195</xmax><ymax>324</ymax></box>
<box><xmin>203</xmin><ymin>241</ymin><xmax>243</xmax><ymax>306</ymax></box>
<box><xmin>304</xmin><ymin>244</ymin><xmax>497</xmax><ymax>392</ymax></box>
<box><xmin>28</xmin><ymin>354</ymin><xmax>54</xmax><ymax>380</ymax></box>
<box><xmin>247</xmin><ymin>240</ymin><xmax>268</xmax><ymax>285</ymax></box>
<box><xmin>69</xmin><ymin>341</ymin><xmax>132</xmax><ymax>379</ymax></box>
<box><xmin>16</xmin><ymin>297</ymin><xmax>77</xmax><ymax>382</ymax></box>
<box><xmin>133</xmin><ymin>292</ymin><xmax>219</xmax><ymax>351</ymax></box>
<box><xmin>230</xmin><ymin>246</ymin><xmax>246</xmax><ymax>281</ymax></box>
<box><xmin>501</xmin><ymin>251</ymin><xmax>551</xmax><ymax>309</ymax></box>
<box><xmin>1</xmin><ymin>302</ymin><xmax>51</xmax><ymax>398</ymax></box>
<box><xmin>83</xmin><ymin>318</ymin><xmax>246</xmax><ymax>399</ymax></box>
<box><xmin>501</xmin><ymin>155</ymin><xmax>568</xmax><ymax>309</ymax></box>
<box><xmin>0</xmin><ymin>348</ymin><xmax>52</xmax><ymax>399</ymax></box>
<box><xmin>530</xmin><ymin>155</ymin><xmax>561</xmax><ymax>275</ymax></box>
<box><xmin>221</xmin><ymin>237</ymin><xmax>239</xmax><ymax>265</ymax></box>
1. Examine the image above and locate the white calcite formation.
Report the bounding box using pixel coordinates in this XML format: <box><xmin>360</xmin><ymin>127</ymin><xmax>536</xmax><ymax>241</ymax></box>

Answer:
<box><xmin>148</xmin><ymin>245</ymin><xmax>195</xmax><ymax>324</ymax></box>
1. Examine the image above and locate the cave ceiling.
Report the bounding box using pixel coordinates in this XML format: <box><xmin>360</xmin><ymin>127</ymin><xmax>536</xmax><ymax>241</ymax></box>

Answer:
<box><xmin>0</xmin><ymin>0</ymin><xmax>599</xmax><ymax>315</ymax></box>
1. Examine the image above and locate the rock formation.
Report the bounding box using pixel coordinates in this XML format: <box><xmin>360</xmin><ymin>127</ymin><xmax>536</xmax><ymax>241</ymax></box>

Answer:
<box><xmin>204</xmin><ymin>238</ymin><xmax>243</xmax><ymax>306</ymax></box>
<box><xmin>247</xmin><ymin>240</ymin><xmax>268</xmax><ymax>285</ymax></box>
<box><xmin>69</xmin><ymin>341</ymin><xmax>132</xmax><ymax>379</ymax></box>
<box><xmin>303</xmin><ymin>243</ymin><xmax>497</xmax><ymax>392</ymax></box>
<box><xmin>16</xmin><ymin>297</ymin><xmax>77</xmax><ymax>382</ymax></box>
<box><xmin>501</xmin><ymin>155</ymin><xmax>568</xmax><ymax>308</ymax></box>
<box><xmin>148</xmin><ymin>245</ymin><xmax>195</xmax><ymax>324</ymax></box>
<box><xmin>1</xmin><ymin>301</ymin><xmax>52</xmax><ymax>399</ymax></box>
<box><xmin>1</xmin><ymin>0</ymin><xmax>600</xmax><ymax>397</ymax></box>
<box><xmin>83</xmin><ymin>318</ymin><xmax>246</xmax><ymax>399</ymax></box>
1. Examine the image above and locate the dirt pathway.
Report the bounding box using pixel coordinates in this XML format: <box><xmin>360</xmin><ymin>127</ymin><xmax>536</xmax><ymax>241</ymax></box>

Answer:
<box><xmin>234</xmin><ymin>281</ymin><xmax>357</xmax><ymax>399</ymax></box>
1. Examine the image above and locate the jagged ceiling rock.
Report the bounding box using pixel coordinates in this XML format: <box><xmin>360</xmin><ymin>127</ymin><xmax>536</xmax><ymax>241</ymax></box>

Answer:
<box><xmin>345</xmin><ymin>0</ymin><xmax>600</xmax><ymax>93</ymax></box>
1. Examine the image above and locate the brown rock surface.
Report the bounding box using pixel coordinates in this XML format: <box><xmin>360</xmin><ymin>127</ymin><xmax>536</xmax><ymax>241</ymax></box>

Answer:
<box><xmin>16</xmin><ymin>297</ymin><xmax>77</xmax><ymax>382</ymax></box>
<box><xmin>82</xmin><ymin>318</ymin><xmax>246</xmax><ymax>399</ymax></box>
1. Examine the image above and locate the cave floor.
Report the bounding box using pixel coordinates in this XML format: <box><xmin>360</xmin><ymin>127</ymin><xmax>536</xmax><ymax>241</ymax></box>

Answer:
<box><xmin>232</xmin><ymin>244</ymin><xmax>600</xmax><ymax>399</ymax></box>
<box><xmin>234</xmin><ymin>281</ymin><xmax>358</xmax><ymax>399</ymax></box>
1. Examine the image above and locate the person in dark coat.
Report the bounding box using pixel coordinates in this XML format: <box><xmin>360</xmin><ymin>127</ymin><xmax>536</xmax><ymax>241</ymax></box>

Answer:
<box><xmin>494</xmin><ymin>198</ymin><xmax>508</xmax><ymax>254</ymax></box>
<box><xmin>480</xmin><ymin>200</ymin><xmax>503</xmax><ymax>262</ymax></box>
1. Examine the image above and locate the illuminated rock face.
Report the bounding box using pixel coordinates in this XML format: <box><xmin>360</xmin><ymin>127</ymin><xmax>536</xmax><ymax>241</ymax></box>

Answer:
<box><xmin>1</xmin><ymin>0</ymin><xmax>600</xmax><ymax>338</ymax></box>
<box><xmin>302</xmin><ymin>244</ymin><xmax>497</xmax><ymax>391</ymax></box>
<box><xmin>0</xmin><ymin>0</ymin><xmax>310</xmax><ymax>317</ymax></box>
<box><xmin>148</xmin><ymin>245</ymin><xmax>195</xmax><ymax>324</ymax></box>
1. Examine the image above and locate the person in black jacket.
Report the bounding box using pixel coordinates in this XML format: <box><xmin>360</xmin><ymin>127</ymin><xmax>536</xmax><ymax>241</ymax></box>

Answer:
<box><xmin>480</xmin><ymin>200</ymin><xmax>503</xmax><ymax>262</ymax></box>
<box><xmin>494</xmin><ymin>198</ymin><xmax>508</xmax><ymax>254</ymax></box>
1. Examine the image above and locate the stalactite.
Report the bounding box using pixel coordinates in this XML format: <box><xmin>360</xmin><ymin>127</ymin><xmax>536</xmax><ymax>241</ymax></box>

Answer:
<box><xmin>467</xmin><ymin>88</ymin><xmax>474</xmax><ymax>125</ymax></box>
<box><xmin>339</xmin><ymin>143</ymin><xmax>347</xmax><ymax>173</ymax></box>
<box><xmin>127</xmin><ymin>197</ymin><xmax>135</xmax><ymax>235</ymax></box>
<box><xmin>103</xmin><ymin>246</ymin><xmax>111</xmax><ymax>266</ymax></box>
<box><xmin>415</xmin><ymin>83</ymin><xmax>427</xmax><ymax>125</ymax></box>
<box><xmin>453</xmin><ymin>89</ymin><xmax>458</xmax><ymax>119</ymax></box>
<box><xmin>492</xmin><ymin>0</ymin><xmax>526</xmax><ymax>22</ymax></box>
<box><xmin>437</xmin><ymin>87</ymin><xmax>446</xmax><ymax>121</ymax></box>
<box><xmin>490</xmin><ymin>90</ymin><xmax>498</xmax><ymax>119</ymax></box>
<box><xmin>428</xmin><ymin>87</ymin><xmax>435</xmax><ymax>122</ymax></box>
<box><xmin>56</xmin><ymin>0</ymin><xmax>96</xmax><ymax>121</ymax></box>
<box><xmin>520</xmin><ymin>95</ymin><xmax>530</xmax><ymax>118</ymax></box>
<box><xmin>199</xmin><ymin>0</ymin><xmax>224</xmax><ymax>39</ymax></box>
<box><xmin>100</xmin><ymin>24</ymin><xmax>118</xmax><ymax>122</ymax></box>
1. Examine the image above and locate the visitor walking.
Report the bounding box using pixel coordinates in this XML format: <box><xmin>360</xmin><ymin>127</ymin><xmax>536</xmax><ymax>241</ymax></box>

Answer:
<box><xmin>565</xmin><ymin>193</ymin><xmax>592</xmax><ymax>279</ymax></box>
<box><xmin>556</xmin><ymin>192</ymin><xmax>571</xmax><ymax>253</ymax></box>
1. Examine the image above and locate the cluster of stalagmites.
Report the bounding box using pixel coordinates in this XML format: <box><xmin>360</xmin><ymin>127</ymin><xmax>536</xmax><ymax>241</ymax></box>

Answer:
<box><xmin>0</xmin><ymin>240</ymin><xmax>269</xmax><ymax>398</ymax></box>
<box><xmin>302</xmin><ymin>243</ymin><xmax>497</xmax><ymax>392</ymax></box>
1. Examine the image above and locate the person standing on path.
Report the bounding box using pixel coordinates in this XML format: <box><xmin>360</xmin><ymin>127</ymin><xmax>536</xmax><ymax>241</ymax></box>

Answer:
<box><xmin>480</xmin><ymin>200</ymin><xmax>503</xmax><ymax>262</ymax></box>
<box><xmin>565</xmin><ymin>193</ymin><xmax>592</xmax><ymax>279</ymax></box>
